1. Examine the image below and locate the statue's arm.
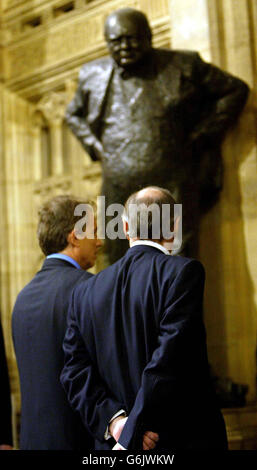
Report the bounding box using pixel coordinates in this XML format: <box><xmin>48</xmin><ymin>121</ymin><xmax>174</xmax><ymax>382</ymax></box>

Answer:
<box><xmin>190</xmin><ymin>53</ymin><xmax>249</xmax><ymax>142</ymax></box>
<box><xmin>66</xmin><ymin>73</ymin><xmax>103</xmax><ymax>161</ymax></box>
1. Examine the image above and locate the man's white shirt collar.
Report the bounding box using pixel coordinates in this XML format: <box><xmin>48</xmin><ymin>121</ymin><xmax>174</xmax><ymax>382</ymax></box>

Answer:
<box><xmin>130</xmin><ymin>240</ymin><xmax>171</xmax><ymax>256</ymax></box>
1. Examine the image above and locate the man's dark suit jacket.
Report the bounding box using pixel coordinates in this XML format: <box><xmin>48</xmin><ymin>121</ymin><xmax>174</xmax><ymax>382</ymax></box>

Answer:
<box><xmin>0</xmin><ymin>320</ymin><xmax>13</xmax><ymax>446</ymax></box>
<box><xmin>61</xmin><ymin>245</ymin><xmax>228</xmax><ymax>450</ymax></box>
<box><xmin>12</xmin><ymin>257</ymin><xmax>94</xmax><ymax>450</ymax></box>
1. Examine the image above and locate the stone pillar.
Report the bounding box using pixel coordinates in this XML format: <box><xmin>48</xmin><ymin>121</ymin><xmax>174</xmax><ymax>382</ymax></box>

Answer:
<box><xmin>31</xmin><ymin>112</ymin><xmax>44</xmax><ymax>181</ymax></box>
<box><xmin>0</xmin><ymin>85</ymin><xmax>39</xmax><ymax>446</ymax></box>
<box><xmin>36</xmin><ymin>91</ymin><xmax>69</xmax><ymax>176</ymax></box>
<box><xmin>50</xmin><ymin>118</ymin><xmax>63</xmax><ymax>176</ymax></box>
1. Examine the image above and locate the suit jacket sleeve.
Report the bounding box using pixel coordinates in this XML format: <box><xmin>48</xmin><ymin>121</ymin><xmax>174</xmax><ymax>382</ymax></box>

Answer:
<box><xmin>118</xmin><ymin>259</ymin><xmax>205</xmax><ymax>450</ymax></box>
<box><xmin>65</xmin><ymin>67</ymin><xmax>101</xmax><ymax>162</ymax></box>
<box><xmin>60</xmin><ymin>288</ymin><xmax>125</xmax><ymax>443</ymax></box>
<box><xmin>190</xmin><ymin>52</ymin><xmax>249</xmax><ymax>143</ymax></box>
<box><xmin>0</xmin><ymin>321</ymin><xmax>13</xmax><ymax>446</ymax></box>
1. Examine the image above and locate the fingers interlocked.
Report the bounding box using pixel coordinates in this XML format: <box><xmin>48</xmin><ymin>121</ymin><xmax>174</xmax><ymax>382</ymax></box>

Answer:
<box><xmin>143</xmin><ymin>431</ymin><xmax>159</xmax><ymax>450</ymax></box>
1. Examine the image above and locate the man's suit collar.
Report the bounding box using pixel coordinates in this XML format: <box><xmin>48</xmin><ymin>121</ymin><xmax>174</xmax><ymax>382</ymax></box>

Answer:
<box><xmin>46</xmin><ymin>253</ymin><xmax>81</xmax><ymax>269</ymax></box>
<box><xmin>126</xmin><ymin>244</ymin><xmax>170</xmax><ymax>257</ymax></box>
<box><xmin>41</xmin><ymin>257</ymin><xmax>79</xmax><ymax>270</ymax></box>
<box><xmin>130</xmin><ymin>240</ymin><xmax>171</xmax><ymax>255</ymax></box>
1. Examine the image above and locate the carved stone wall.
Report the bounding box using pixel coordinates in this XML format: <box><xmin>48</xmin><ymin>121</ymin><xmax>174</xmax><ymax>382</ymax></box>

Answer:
<box><xmin>0</xmin><ymin>0</ymin><xmax>256</xmax><ymax>449</ymax></box>
<box><xmin>1</xmin><ymin>0</ymin><xmax>171</xmax><ymax>100</ymax></box>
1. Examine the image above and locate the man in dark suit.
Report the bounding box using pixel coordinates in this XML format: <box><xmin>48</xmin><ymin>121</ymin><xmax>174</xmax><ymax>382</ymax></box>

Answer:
<box><xmin>0</xmin><ymin>319</ymin><xmax>13</xmax><ymax>450</ymax></box>
<box><xmin>66</xmin><ymin>7</ymin><xmax>249</xmax><ymax>262</ymax></box>
<box><xmin>61</xmin><ymin>186</ymin><xmax>228</xmax><ymax>451</ymax></box>
<box><xmin>12</xmin><ymin>195</ymin><xmax>102</xmax><ymax>450</ymax></box>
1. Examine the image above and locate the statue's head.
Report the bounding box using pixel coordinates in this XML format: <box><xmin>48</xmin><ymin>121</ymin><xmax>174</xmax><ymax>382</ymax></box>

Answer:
<box><xmin>104</xmin><ymin>8</ymin><xmax>152</xmax><ymax>69</ymax></box>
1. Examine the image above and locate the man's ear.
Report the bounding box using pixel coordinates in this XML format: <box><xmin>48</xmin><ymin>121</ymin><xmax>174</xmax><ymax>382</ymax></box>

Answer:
<box><xmin>67</xmin><ymin>229</ymin><xmax>80</xmax><ymax>247</ymax></box>
<box><xmin>174</xmin><ymin>215</ymin><xmax>181</xmax><ymax>238</ymax></box>
<box><xmin>162</xmin><ymin>215</ymin><xmax>181</xmax><ymax>252</ymax></box>
<box><xmin>122</xmin><ymin>219</ymin><xmax>129</xmax><ymax>240</ymax></box>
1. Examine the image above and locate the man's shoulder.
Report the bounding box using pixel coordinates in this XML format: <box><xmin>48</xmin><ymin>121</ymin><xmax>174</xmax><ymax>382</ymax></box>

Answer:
<box><xmin>61</xmin><ymin>265</ymin><xmax>93</xmax><ymax>281</ymax></box>
<box><xmin>13</xmin><ymin>265</ymin><xmax>92</xmax><ymax>307</ymax></box>
<box><xmin>158</xmin><ymin>253</ymin><xmax>205</xmax><ymax>277</ymax></box>
<box><xmin>167</xmin><ymin>253</ymin><xmax>204</xmax><ymax>267</ymax></box>
<box><xmin>170</xmin><ymin>255</ymin><xmax>206</xmax><ymax>282</ymax></box>
<box><xmin>52</xmin><ymin>268</ymin><xmax>93</xmax><ymax>305</ymax></box>
<box><xmin>12</xmin><ymin>272</ymin><xmax>39</xmax><ymax>302</ymax></box>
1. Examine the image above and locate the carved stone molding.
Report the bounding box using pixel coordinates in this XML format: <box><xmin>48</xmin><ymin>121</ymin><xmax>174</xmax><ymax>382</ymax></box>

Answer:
<box><xmin>33</xmin><ymin>174</ymin><xmax>72</xmax><ymax>195</ymax></box>
<box><xmin>36</xmin><ymin>90</ymin><xmax>69</xmax><ymax>123</ymax></box>
<box><xmin>3</xmin><ymin>0</ymin><xmax>171</xmax><ymax>100</ymax></box>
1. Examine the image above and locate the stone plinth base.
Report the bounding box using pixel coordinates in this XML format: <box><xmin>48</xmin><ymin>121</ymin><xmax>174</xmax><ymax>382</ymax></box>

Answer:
<box><xmin>223</xmin><ymin>405</ymin><xmax>257</xmax><ymax>450</ymax></box>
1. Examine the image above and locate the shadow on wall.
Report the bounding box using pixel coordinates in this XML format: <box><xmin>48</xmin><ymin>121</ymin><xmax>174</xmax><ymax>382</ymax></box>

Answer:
<box><xmin>199</xmin><ymin>92</ymin><xmax>257</xmax><ymax>405</ymax></box>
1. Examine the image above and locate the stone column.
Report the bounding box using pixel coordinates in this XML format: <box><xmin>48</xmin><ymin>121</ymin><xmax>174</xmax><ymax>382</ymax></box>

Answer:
<box><xmin>31</xmin><ymin>112</ymin><xmax>44</xmax><ymax>181</ymax></box>
<box><xmin>0</xmin><ymin>85</ymin><xmax>39</xmax><ymax>446</ymax></box>
<box><xmin>50</xmin><ymin>118</ymin><xmax>63</xmax><ymax>176</ymax></box>
<box><xmin>37</xmin><ymin>91</ymin><xmax>69</xmax><ymax>176</ymax></box>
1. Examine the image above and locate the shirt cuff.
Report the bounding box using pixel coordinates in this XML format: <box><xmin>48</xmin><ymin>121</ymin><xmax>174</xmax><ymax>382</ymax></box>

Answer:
<box><xmin>117</xmin><ymin>442</ymin><xmax>127</xmax><ymax>450</ymax></box>
<box><xmin>104</xmin><ymin>409</ymin><xmax>127</xmax><ymax>440</ymax></box>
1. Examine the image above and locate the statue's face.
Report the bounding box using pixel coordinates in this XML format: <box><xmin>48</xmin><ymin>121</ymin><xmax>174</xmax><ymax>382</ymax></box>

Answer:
<box><xmin>105</xmin><ymin>14</ymin><xmax>151</xmax><ymax>69</ymax></box>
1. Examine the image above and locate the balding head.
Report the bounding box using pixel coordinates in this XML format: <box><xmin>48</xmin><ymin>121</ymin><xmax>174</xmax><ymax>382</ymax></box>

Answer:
<box><xmin>123</xmin><ymin>186</ymin><xmax>176</xmax><ymax>242</ymax></box>
<box><xmin>104</xmin><ymin>8</ymin><xmax>152</xmax><ymax>69</ymax></box>
<box><xmin>125</xmin><ymin>185</ymin><xmax>176</xmax><ymax>209</ymax></box>
<box><xmin>136</xmin><ymin>186</ymin><xmax>164</xmax><ymax>201</ymax></box>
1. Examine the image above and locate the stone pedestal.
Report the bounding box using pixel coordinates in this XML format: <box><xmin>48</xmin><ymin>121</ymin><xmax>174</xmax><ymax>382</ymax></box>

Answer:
<box><xmin>223</xmin><ymin>406</ymin><xmax>257</xmax><ymax>450</ymax></box>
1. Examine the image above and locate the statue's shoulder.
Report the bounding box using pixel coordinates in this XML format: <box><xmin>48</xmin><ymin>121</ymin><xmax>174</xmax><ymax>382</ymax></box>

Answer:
<box><xmin>79</xmin><ymin>56</ymin><xmax>113</xmax><ymax>80</ymax></box>
<box><xmin>153</xmin><ymin>48</ymin><xmax>201</xmax><ymax>69</ymax></box>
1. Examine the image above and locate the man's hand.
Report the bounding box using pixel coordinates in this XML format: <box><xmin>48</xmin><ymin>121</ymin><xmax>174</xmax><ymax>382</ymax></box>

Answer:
<box><xmin>109</xmin><ymin>416</ymin><xmax>128</xmax><ymax>442</ymax></box>
<box><xmin>143</xmin><ymin>431</ymin><xmax>159</xmax><ymax>450</ymax></box>
<box><xmin>0</xmin><ymin>444</ymin><xmax>12</xmax><ymax>450</ymax></box>
<box><xmin>110</xmin><ymin>416</ymin><xmax>159</xmax><ymax>451</ymax></box>
<box><xmin>112</xmin><ymin>430</ymin><xmax>159</xmax><ymax>451</ymax></box>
